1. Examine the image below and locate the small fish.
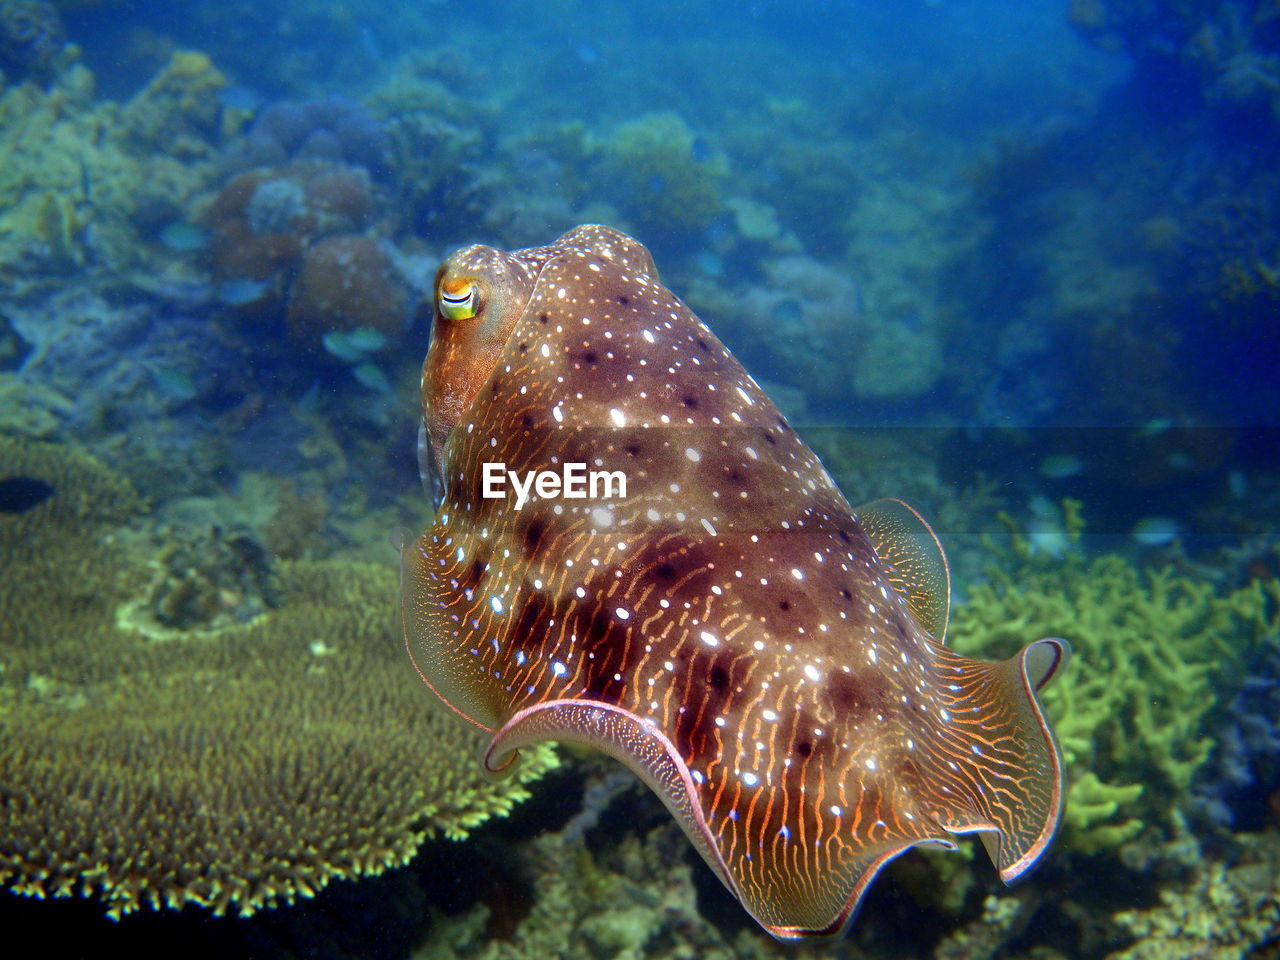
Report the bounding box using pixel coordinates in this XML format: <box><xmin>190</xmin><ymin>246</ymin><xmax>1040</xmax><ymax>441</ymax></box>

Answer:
<box><xmin>1132</xmin><ymin>516</ymin><xmax>1180</xmax><ymax>546</ymax></box>
<box><xmin>157</xmin><ymin>222</ymin><xmax>210</xmax><ymax>253</ymax></box>
<box><xmin>352</xmin><ymin>361</ymin><xmax>392</xmax><ymax>394</ymax></box>
<box><xmin>215</xmin><ymin>278</ymin><xmax>270</xmax><ymax>306</ymax></box>
<box><xmin>345</xmin><ymin>327</ymin><xmax>389</xmax><ymax>353</ymax></box>
<box><xmin>145</xmin><ymin>364</ymin><xmax>198</xmax><ymax>402</ymax></box>
<box><xmin>322</xmin><ymin>327</ymin><xmax>388</xmax><ymax>363</ymax></box>
<box><xmin>1027</xmin><ymin>518</ymin><xmax>1072</xmax><ymax>557</ymax></box>
<box><xmin>0</xmin><ymin>476</ymin><xmax>54</xmax><ymax>514</ymax></box>
<box><xmin>1039</xmin><ymin>453</ymin><xmax>1083</xmax><ymax>480</ymax></box>
<box><xmin>401</xmin><ymin>225</ymin><xmax>1070</xmax><ymax>940</ymax></box>
<box><xmin>297</xmin><ymin>381</ymin><xmax>323</xmax><ymax>415</ymax></box>
<box><xmin>693</xmin><ymin>250</ymin><xmax>724</xmax><ymax>276</ymax></box>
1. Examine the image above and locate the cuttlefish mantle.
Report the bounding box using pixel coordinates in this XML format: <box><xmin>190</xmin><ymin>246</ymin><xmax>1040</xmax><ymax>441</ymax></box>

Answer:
<box><xmin>400</xmin><ymin>224</ymin><xmax>1070</xmax><ymax>939</ymax></box>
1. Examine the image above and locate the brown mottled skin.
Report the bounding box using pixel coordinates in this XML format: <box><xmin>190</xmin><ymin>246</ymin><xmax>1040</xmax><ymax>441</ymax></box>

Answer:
<box><xmin>401</xmin><ymin>226</ymin><xmax>1069</xmax><ymax>939</ymax></box>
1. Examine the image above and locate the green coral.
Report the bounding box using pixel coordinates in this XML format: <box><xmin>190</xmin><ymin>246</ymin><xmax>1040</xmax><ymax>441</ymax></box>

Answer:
<box><xmin>0</xmin><ymin>436</ymin><xmax>557</xmax><ymax>920</ymax></box>
<box><xmin>947</xmin><ymin>502</ymin><xmax>1280</xmax><ymax>854</ymax></box>
<box><xmin>589</xmin><ymin>112</ymin><xmax>727</xmax><ymax>238</ymax></box>
<box><xmin>0</xmin><ymin>49</ymin><xmax>221</xmax><ymax>278</ymax></box>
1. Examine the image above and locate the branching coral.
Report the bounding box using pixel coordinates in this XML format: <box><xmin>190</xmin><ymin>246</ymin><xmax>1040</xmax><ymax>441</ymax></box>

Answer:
<box><xmin>947</xmin><ymin>503</ymin><xmax>1280</xmax><ymax>854</ymax></box>
<box><xmin>0</xmin><ymin>436</ymin><xmax>557</xmax><ymax>920</ymax></box>
<box><xmin>419</xmin><ymin>814</ymin><xmax>739</xmax><ymax>960</ymax></box>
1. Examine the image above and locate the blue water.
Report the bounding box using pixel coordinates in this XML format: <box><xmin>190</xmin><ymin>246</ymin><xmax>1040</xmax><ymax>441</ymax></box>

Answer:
<box><xmin>2</xmin><ymin>0</ymin><xmax>1279</xmax><ymax>956</ymax></box>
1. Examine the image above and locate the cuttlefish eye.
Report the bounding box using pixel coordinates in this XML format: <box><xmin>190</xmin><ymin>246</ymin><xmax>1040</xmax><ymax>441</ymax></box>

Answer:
<box><xmin>438</xmin><ymin>278</ymin><xmax>479</xmax><ymax>320</ymax></box>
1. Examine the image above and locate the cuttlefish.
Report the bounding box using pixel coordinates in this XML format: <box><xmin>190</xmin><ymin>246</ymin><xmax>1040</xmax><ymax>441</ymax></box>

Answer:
<box><xmin>400</xmin><ymin>225</ymin><xmax>1069</xmax><ymax>939</ymax></box>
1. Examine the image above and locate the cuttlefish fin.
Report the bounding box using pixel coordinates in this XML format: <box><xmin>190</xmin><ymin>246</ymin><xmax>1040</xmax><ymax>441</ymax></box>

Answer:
<box><xmin>855</xmin><ymin>498</ymin><xmax>950</xmax><ymax>641</ymax></box>
<box><xmin>927</xmin><ymin>637</ymin><xmax>1071</xmax><ymax>883</ymax></box>
<box><xmin>483</xmin><ymin>699</ymin><xmax>737</xmax><ymax>894</ymax></box>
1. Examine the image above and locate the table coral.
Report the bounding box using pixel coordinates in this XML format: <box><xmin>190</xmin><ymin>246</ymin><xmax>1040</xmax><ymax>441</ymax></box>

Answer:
<box><xmin>947</xmin><ymin>505</ymin><xmax>1280</xmax><ymax>855</ymax></box>
<box><xmin>0</xmin><ymin>436</ymin><xmax>557</xmax><ymax>920</ymax></box>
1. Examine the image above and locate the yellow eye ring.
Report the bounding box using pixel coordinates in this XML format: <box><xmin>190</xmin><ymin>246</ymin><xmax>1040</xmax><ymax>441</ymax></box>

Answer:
<box><xmin>439</xmin><ymin>280</ymin><xmax>478</xmax><ymax>320</ymax></box>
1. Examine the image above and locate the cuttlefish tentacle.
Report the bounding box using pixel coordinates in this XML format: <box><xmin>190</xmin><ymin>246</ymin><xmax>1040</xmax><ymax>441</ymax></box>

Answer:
<box><xmin>401</xmin><ymin>224</ymin><xmax>1071</xmax><ymax>939</ymax></box>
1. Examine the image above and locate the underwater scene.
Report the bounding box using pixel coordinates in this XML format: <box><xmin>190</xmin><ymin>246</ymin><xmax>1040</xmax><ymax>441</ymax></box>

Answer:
<box><xmin>2</xmin><ymin>0</ymin><xmax>1279</xmax><ymax>957</ymax></box>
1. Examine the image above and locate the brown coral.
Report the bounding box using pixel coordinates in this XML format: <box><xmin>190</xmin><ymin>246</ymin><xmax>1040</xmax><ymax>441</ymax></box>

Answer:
<box><xmin>285</xmin><ymin>234</ymin><xmax>409</xmax><ymax>347</ymax></box>
<box><xmin>204</xmin><ymin>160</ymin><xmax>374</xmax><ymax>281</ymax></box>
<box><xmin>0</xmin><ymin>436</ymin><xmax>557</xmax><ymax>919</ymax></box>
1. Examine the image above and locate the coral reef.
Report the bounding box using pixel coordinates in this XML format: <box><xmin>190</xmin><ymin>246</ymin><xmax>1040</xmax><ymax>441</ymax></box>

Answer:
<box><xmin>119</xmin><ymin>49</ymin><xmax>227</xmax><ymax>157</ymax></box>
<box><xmin>0</xmin><ymin>433</ymin><xmax>140</xmax><ymax>533</ymax></box>
<box><xmin>0</xmin><ymin>48</ymin><xmax>223</xmax><ymax>278</ymax></box>
<box><xmin>587</xmin><ymin>112</ymin><xmax>727</xmax><ymax>242</ymax></box>
<box><xmin>1070</xmin><ymin>0</ymin><xmax>1280</xmax><ymax>123</ymax></box>
<box><xmin>285</xmin><ymin>234</ymin><xmax>409</xmax><ymax>348</ymax></box>
<box><xmin>419</xmin><ymin>807</ymin><xmax>742</xmax><ymax>960</ymax></box>
<box><xmin>0</xmin><ymin>282</ymin><xmax>260</xmax><ymax>503</ymax></box>
<box><xmin>932</xmin><ymin>892</ymin><xmax>1041</xmax><ymax>960</ymax></box>
<box><xmin>1106</xmin><ymin>828</ymin><xmax>1280</xmax><ymax>959</ymax></box>
<box><xmin>727</xmin><ymin>255</ymin><xmax>867</xmax><ymax>410</ymax></box>
<box><xmin>225</xmin><ymin>95</ymin><xmax>392</xmax><ymax>177</ymax></box>
<box><xmin>366</xmin><ymin>58</ymin><xmax>504</xmax><ymax>238</ymax></box>
<box><xmin>947</xmin><ymin>505</ymin><xmax>1280</xmax><ymax>854</ymax></box>
<box><xmin>842</xmin><ymin>177</ymin><xmax>973</xmax><ymax>401</ymax></box>
<box><xmin>688</xmin><ymin>173</ymin><xmax>968</xmax><ymax>414</ymax></box>
<box><xmin>205</xmin><ymin>159</ymin><xmax>375</xmax><ymax>285</ymax></box>
<box><xmin>0</xmin><ymin>436</ymin><xmax>557</xmax><ymax>920</ymax></box>
<box><xmin>127</xmin><ymin>523</ymin><xmax>281</xmax><ymax>633</ymax></box>
<box><xmin>719</xmin><ymin>95</ymin><xmax>867</xmax><ymax>255</ymax></box>
<box><xmin>201</xmin><ymin>158</ymin><xmax>414</xmax><ymax>357</ymax></box>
